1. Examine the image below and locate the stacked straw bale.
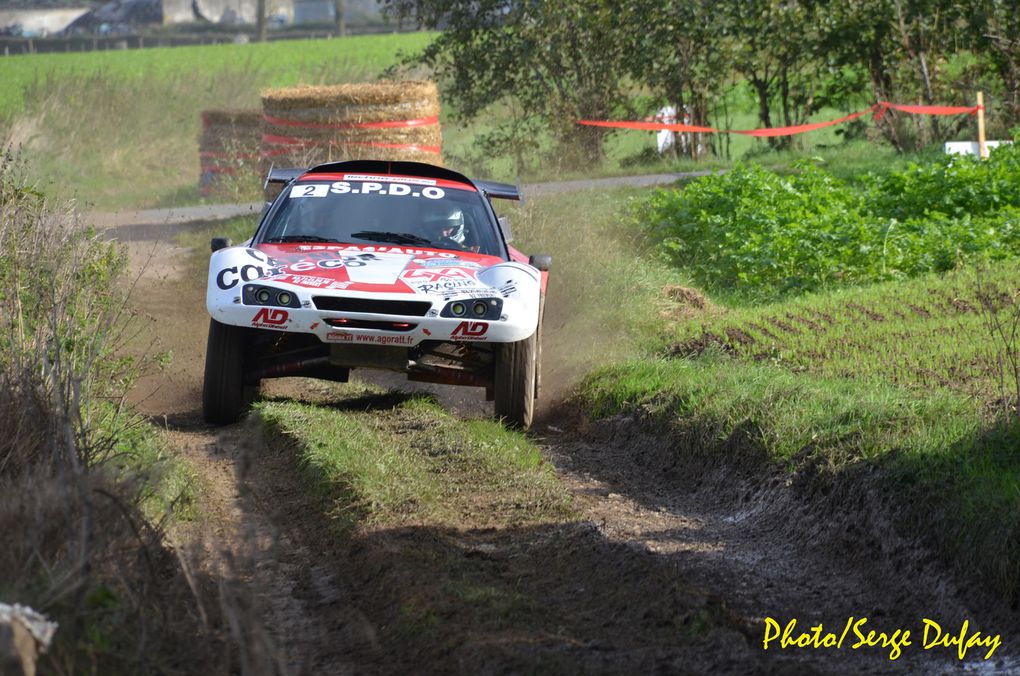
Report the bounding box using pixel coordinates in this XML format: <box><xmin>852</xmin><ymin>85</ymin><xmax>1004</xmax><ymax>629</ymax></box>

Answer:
<box><xmin>198</xmin><ymin>110</ymin><xmax>262</xmax><ymax>197</ymax></box>
<box><xmin>260</xmin><ymin>81</ymin><xmax>443</xmax><ymax>170</ymax></box>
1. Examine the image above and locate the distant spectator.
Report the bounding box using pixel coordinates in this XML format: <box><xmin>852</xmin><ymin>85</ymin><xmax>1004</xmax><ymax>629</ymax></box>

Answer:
<box><xmin>652</xmin><ymin>104</ymin><xmax>677</xmax><ymax>154</ymax></box>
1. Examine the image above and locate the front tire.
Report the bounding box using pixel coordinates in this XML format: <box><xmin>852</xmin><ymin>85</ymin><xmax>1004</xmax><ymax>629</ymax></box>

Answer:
<box><xmin>203</xmin><ymin>319</ymin><xmax>250</xmax><ymax>425</ymax></box>
<box><xmin>494</xmin><ymin>330</ymin><xmax>537</xmax><ymax>430</ymax></box>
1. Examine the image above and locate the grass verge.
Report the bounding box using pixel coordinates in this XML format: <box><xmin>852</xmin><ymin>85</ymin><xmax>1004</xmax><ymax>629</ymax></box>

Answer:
<box><xmin>258</xmin><ymin>383</ymin><xmax>573</xmax><ymax>530</ymax></box>
<box><xmin>666</xmin><ymin>259</ymin><xmax>1020</xmax><ymax>404</ymax></box>
<box><xmin>577</xmin><ymin>326</ymin><xmax>1020</xmax><ymax>604</ymax></box>
<box><xmin>253</xmin><ymin>380</ymin><xmax>758</xmax><ymax>671</ymax></box>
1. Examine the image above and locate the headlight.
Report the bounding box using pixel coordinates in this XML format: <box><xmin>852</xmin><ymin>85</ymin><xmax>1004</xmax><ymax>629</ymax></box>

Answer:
<box><xmin>441</xmin><ymin>297</ymin><xmax>502</xmax><ymax>320</ymax></box>
<box><xmin>242</xmin><ymin>284</ymin><xmax>300</xmax><ymax>308</ymax></box>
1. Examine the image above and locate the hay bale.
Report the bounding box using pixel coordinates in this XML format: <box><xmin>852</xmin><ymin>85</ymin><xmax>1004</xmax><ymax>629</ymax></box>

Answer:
<box><xmin>198</xmin><ymin>109</ymin><xmax>262</xmax><ymax>198</ymax></box>
<box><xmin>260</xmin><ymin>81</ymin><xmax>443</xmax><ymax>169</ymax></box>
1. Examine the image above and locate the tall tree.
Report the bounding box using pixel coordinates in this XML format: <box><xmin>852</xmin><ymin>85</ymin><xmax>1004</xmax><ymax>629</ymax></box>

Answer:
<box><xmin>383</xmin><ymin>0</ymin><xmax>631</xmax><ymax>166</ymax></box>
<box><xmin>618</xmin><ymin>0</ymin><xmax>737</xmax><ymax>158</ymax></box>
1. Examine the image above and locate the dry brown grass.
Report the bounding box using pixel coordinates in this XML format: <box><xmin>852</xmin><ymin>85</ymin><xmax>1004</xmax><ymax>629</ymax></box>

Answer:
<box><xmin>0</xmin><ymin>151</ymin><xmax>286</xmax><ymax>675</ymax></box>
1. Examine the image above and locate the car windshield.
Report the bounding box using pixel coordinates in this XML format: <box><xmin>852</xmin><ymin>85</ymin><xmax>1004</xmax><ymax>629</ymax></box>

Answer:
<box><xmin>260</xmin><ymin>177</ymin><xmax>504</xmax><ymax>256</ymax></box>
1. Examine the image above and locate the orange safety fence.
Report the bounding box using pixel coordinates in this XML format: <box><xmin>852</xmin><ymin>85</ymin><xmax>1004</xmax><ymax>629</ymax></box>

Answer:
<box><xmin>579</xmin><ymin>101</ymin><xmax>981</xmax><ymax>137</ymax></box>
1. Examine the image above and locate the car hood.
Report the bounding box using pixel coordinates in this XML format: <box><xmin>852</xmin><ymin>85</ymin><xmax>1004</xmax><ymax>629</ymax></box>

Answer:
<box><xmin>249</xmin><ymin>242</ymin><xmax>513</xmax><ymax>298</ymax></box>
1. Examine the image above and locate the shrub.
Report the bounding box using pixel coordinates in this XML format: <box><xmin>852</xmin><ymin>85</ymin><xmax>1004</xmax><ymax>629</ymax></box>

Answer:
<box><xmin>639</xmin><ymin>141</ymin><xmax>1020</xmax><ymax>299</ymax></box>
<box><xmin>0</xmin><ymin>151</ymin><xmax>219</xmax><ymax>673</ymax></box>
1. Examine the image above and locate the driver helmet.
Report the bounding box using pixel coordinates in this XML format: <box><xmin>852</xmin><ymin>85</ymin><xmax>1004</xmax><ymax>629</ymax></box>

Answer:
<box><xmin>426</xmin><ymin>208</ymin><xmax>465</xmax><ymax>244</ymax></box>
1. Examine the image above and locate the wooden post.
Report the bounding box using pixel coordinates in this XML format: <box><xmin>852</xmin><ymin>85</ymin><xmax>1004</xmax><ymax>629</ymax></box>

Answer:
<box><xmin>977</xmin><ymin>91</ymin><xmax>988</xmax><ymax>159</ymax></box>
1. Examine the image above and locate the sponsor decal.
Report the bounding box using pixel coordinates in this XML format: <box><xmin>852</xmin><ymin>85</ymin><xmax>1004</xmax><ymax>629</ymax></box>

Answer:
<box><xmin>275</xmin><ymin>274</ymin><xmax>338</xmax><ymax>288</ymax></box>
<box><xmin>413</xmin><ymin>258</ymin><xmax>481</xmax><ymax>269</ymax></box>
<box><xmin>252</xmin><ymin>308</ymin><xmax>289</xmax><ymax>328</ymax></box>
<box><xmin>216</xmin><ymin>263</ymin><xmax>273</xmax><ymax>290</ymax></box>
<box><xmin>403</xmin><ymin>268</ymin><xmax>475</xmax><ymax>283</ymax></box>
<box><xmin>286</xmin><ymin>254</ymin><xmax>376</xmax><ymax>274</ymax></box>
<box><xmin>287</xmin><ymin>245</ymin><xmax>456</xmax><ymax>258</ymax></box>
<box><xmin>499</xmin><ymin>281</ymin><xmax>518</xmax><ymax>297</ymax></box>
<box><xmin>422</xmin><ymin>328</ymin><xmax>432</xmax><ymax>336</ymax></box>
<box><xmin>343</xmin><ymin>174</ymin><xmax>437</xmax><ymax>186</ymax></box>
<box><xmin>326</xmin><ymin>331</ymin><xmax>353</xmax><ymax>342</ymax></box>
<box><xmin>326</xmin><ymin>331</ymin><xmax>414</xmax><ymax>346</ymax></box>
<box><xmin>451</xmin><ymin>321</ymin><xmax>488</xmax><ymax>339</ymax></box>
<box><xmin>413</xmin><ymin>280</ymin><xmax>488</xmax><ymax>295</ymax></box>
<box><xmin>309</xmin><ymin>322</ymin><xmax>320</xmax><ymax>330</ymax></box>
<box><xmin>290</xmin><ymin>181</ymin><xmax>446</xmax><ymax>200</ymax></box>
<box><xmin>289</xmin><ymin>184</ymin><xmax>330</xmax><ymax>198</ymax></box>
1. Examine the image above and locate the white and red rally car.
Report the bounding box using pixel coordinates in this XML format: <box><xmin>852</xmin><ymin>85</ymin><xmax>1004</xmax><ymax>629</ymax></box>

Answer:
<box><xmin>203</xmin><ymin>160</ymin><xmax>550</xmax><ymax>429</ymax></box>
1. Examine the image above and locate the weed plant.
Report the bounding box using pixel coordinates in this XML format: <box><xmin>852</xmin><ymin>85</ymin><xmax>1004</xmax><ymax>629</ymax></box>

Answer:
<box><xmin>0</xmin><ymin>151</ymin><xmax>234</xmax><ymax>673</ymax></box>
<box><xmin>640</xmin><ymin>140</ymin><xmax>1020</xmax><ymax>301</ymax></box>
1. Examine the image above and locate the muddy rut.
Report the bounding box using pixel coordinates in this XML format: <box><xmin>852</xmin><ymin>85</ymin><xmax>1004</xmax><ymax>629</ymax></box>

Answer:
<box><xmin>122</xmin><ymin>236</ymin><xmax>1016</xmax><ymax>675</ymax></box>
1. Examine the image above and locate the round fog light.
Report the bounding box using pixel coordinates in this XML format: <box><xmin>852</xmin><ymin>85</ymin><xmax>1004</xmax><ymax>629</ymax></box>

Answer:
<box><xmin>472</xmin><ymin>301</ymin><xmax>488</xmax><ymax>317</ymax></box>
<box><xmin>278</xmin><ymin>291</ymin><xmax>293</xmax><ymax>306</ymax></box>
<box><xmin>451</xmin><ymin>302</ymin><xmax>467</xmax><ymax>316</ymax></box>
<box><xmin>255</xmin><ymin>288</ymin><xmax>272</xmax><ymax>303</ymax></box>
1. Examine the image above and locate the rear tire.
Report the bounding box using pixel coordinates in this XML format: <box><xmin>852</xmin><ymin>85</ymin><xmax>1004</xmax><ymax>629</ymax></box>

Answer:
<box><xmin>494</xmin><ymin>330</ymin><xmax>537</xmax><ymax>430</ymax></box>
<box><xmin>203</xmin><ymin>319</ymin><xmax>250</xmax><ymax>425</ymax></box>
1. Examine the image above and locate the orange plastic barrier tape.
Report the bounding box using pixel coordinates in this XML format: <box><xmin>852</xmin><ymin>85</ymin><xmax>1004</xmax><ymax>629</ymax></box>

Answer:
<box><xmin>262</xmin><ymin>114</ymin><xmax>440</xmax><ymax>130</ymax></box>
<box><xmin>578</xmin><ymin>101</ymin><xmax>981</xmax><ymax>137</ymax></box>
<box><xmin>578</xmin><ymin>119</ymin><xmax>719</xmax><ymax>133</ymax></box>
<box><xmin>882</xmin><ymin>103</ymin><xmax>980</xmax><ymax>115</ymax></box>
<box><xmin>730</xmin><ymin>105</ymin><xmax>880</xmax><ymax>137</ymax></box>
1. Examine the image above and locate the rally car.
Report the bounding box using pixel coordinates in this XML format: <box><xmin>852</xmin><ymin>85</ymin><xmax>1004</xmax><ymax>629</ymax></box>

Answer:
<box><xmin>203</xmin><ymin>160</ymin><xmax>550</xmax><ymax>429</ymax></box>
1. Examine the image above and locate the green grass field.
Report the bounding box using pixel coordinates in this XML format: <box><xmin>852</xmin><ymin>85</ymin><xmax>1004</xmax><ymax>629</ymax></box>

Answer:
<box><xmin>0</xmin><ymin>32</ymin><xmax>921</xmax><ymax>211</ymax></box>
<box><xmin>665</xmin><ymin>261</ymin><xmax>1020</xmax><ymax>405</ymax></box>
<box><xmin>0</xmin><ymin>33</ymin><xmax>436</xmax><ymax>119</ymax></box>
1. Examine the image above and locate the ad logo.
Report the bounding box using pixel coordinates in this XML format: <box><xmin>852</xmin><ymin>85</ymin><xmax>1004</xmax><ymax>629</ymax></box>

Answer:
<box><xmin>451</xmin><ymin>321</ymin><xmax>488</xmax><ymax>338</ymax></box>
<box><xmin>403</xmin><ymin>268</ymin><xmax>474</xmax><ymax>283</ymax></box>
<box><xmin>252</xmin><ymin>308</ymin><xmax>289</xmax><ymax>328</ymax></box>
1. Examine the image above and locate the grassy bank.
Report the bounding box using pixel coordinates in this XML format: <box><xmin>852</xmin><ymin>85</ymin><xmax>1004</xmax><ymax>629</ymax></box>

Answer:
<box><xmin>578</xmin><ymin>356</ymin><xmax>1020</xmax><ymax>601</ymax></box>
<box><xmin>666</xmin><ymin>260</ymin><xmax>1020</xmax><ymax>405</ymax></box>
<box><xmin>0</xmin><ymin>154</ymin><xmax>213</xmax><ymax>673</ymax></box>
<box><xmin>572</xmin><ymin>152</ymin><xmax>1020</xmax><ymax>603</ymax></box>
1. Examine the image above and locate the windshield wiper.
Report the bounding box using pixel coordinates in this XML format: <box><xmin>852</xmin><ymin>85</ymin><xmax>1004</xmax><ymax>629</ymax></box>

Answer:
<box><xmin>351</xmin><ymin>231</ymin><xmax>434</xmax><ymax>246</ymax></box>
<box><xmin>265</xmin><ymin>235</ymin><xmax>342</xmax><ymax>243</ymax></box>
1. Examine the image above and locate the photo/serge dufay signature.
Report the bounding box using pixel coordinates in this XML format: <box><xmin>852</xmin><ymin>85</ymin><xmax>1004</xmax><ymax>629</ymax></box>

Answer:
<box><xmin>762</xmin><ymin>617</ymin><xmax>1002</xmax><ymax>661</ymax></box>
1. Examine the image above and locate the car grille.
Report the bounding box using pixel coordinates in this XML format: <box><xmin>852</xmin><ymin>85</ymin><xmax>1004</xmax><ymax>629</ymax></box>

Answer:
<box><xmin>324</xmin><ymin>318</ymin><xmax>417</xmax><ymax>332</ymax></box>
<box><xmin>313</xmin><ymin>297</ymin><xmax>432</xmax><ymax>316</ymax></box>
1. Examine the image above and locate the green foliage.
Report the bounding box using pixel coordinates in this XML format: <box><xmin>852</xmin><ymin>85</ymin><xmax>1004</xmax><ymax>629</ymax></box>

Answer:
<box><xmin>641</xmin><ymin>143</ymin><xmax>1020</xmax><ymax>299</ymax></box>
<box><xmin>386</xmin><ymin>0</ymin><xmax>631</xmax><ymax>165</ymax></box>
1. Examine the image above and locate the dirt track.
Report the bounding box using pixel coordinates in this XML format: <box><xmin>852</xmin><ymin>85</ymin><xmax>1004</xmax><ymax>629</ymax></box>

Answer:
<box><xmin>122</xmin><ymin>230</ymin><xmax>1017</xmax><ymax>674</ymax></box>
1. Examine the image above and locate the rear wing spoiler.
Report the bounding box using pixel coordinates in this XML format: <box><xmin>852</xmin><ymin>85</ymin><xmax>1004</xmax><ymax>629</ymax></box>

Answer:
<box><xmin>264</xmin><ymin>166</ymin><xmax>305</xmax><ymax>189</ymax></box>
<box><xmin>475</xmin><ymin>180</ymin><xmax>521</xmax><ymax>201</ymax></box>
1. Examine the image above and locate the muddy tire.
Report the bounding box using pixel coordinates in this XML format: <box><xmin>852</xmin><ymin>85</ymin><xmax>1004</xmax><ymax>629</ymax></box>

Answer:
<box><xmin>494</xmin><ymin>329</ymin><xmax>537</xmax><ymax>430</ymax></box>
<box><xmin>203</xmin><ymin>319</ymin><xmax>249</xmax><ymax>425</ymax></box>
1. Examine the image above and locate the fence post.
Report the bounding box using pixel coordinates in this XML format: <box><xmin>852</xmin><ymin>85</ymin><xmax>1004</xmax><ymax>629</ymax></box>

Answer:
<box><xmin>977</xmin><ymin>91</ymin><xmax>988</xmax><ymax>159</ymax></box>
